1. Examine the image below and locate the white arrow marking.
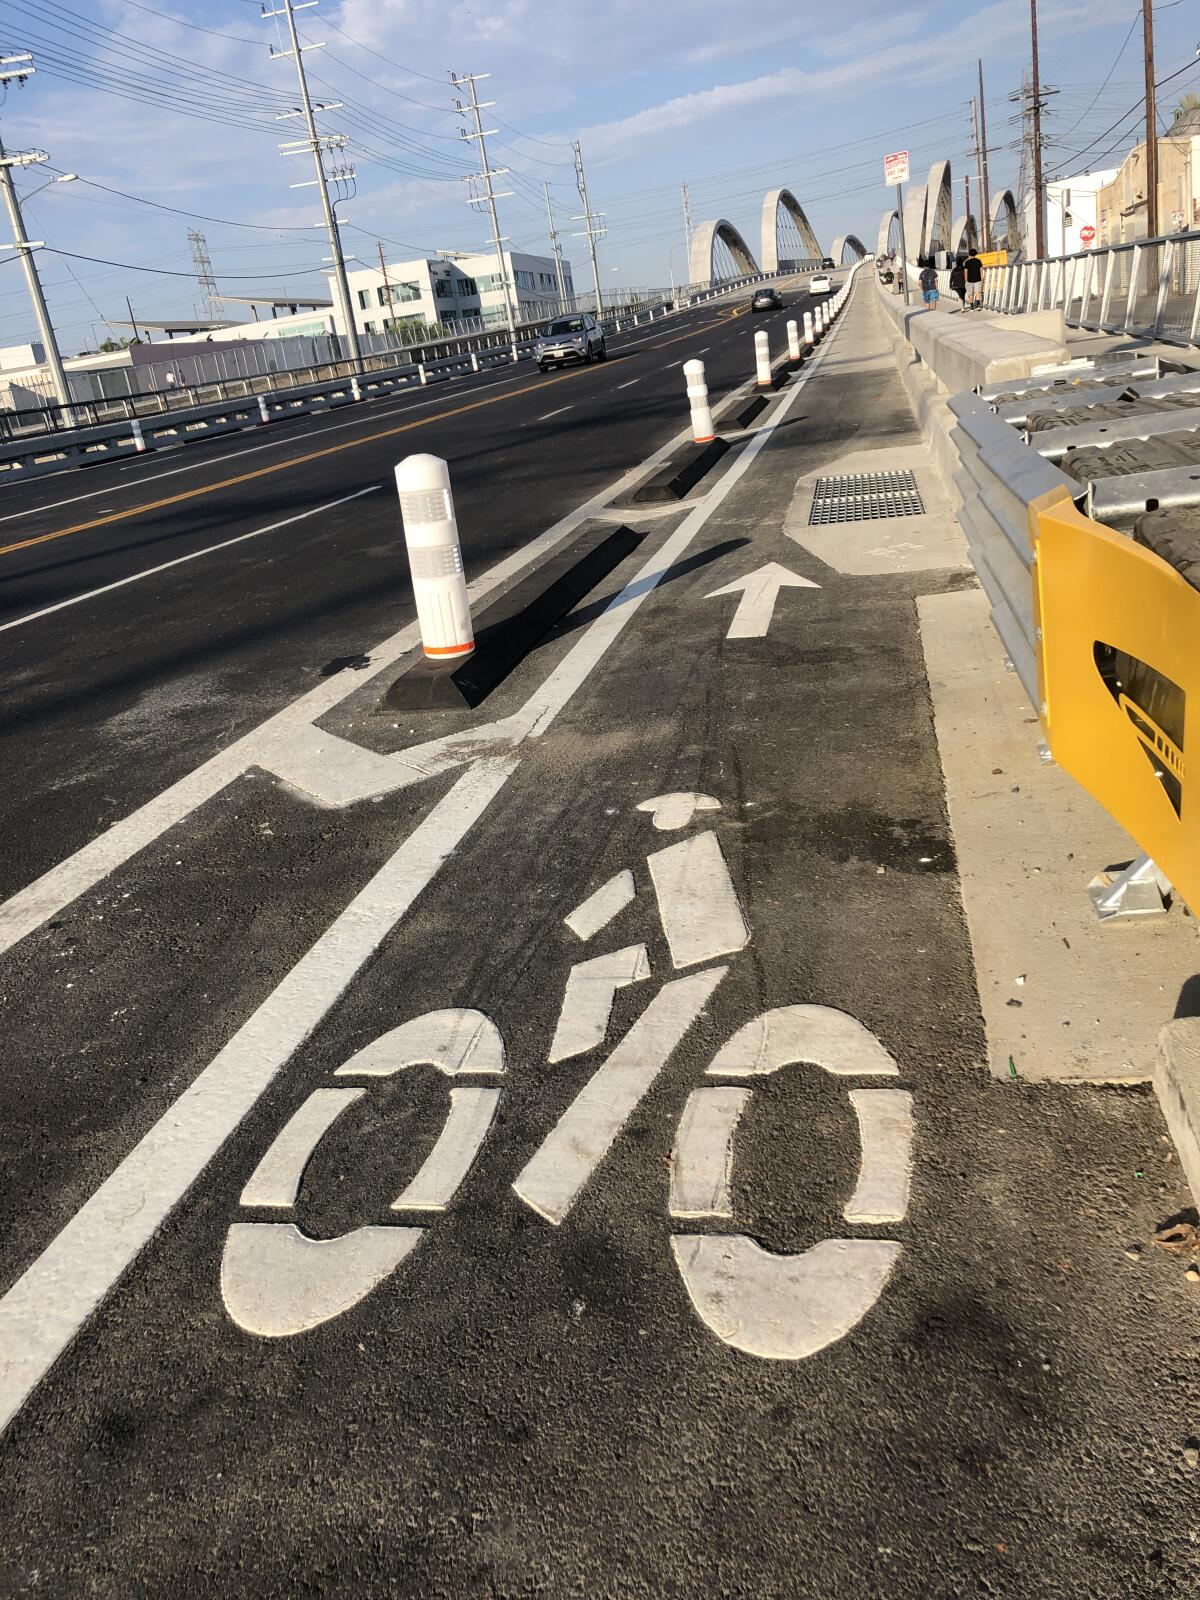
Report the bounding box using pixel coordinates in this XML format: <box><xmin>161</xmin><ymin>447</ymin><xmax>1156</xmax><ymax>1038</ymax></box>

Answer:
<box><xmin>705</xmin><ymin>562</ymin><xmax>819</xmax><ymax>638</ymax></box>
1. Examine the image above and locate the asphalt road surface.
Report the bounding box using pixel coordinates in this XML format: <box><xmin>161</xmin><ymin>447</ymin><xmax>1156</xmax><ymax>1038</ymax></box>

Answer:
<box><xmin>2</xmin><ymin>273</ymin><xmax>1198</xmax><ymax>1599</ymax></box>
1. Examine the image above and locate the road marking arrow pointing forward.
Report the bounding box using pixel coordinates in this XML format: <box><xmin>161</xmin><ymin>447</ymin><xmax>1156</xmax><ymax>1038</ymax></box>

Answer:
<box><xmin>705</xmin><ymin>562</ymin><xmax>820</xmax><ymax>638</ymax></box>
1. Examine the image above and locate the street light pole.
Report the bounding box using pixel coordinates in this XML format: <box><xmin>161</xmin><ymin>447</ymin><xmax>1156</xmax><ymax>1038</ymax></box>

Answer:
<box><xmin>0</xmin><ymin>54</ymin><xmax>74</xmax><ymax>417</ymax></box>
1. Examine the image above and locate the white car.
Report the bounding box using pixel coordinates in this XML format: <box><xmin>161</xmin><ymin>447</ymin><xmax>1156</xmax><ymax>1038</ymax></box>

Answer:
<box><xmin>809</xmin><ymin>273</ymin><xmax>833</xmax><ymax>294</ymax></box>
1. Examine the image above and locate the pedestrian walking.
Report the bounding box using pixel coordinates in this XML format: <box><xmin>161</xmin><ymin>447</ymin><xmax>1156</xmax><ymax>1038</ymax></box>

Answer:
<box><xmin>965</xmin><ymin>247</ymin><xmax>984</xmax><ymax>309</ymax></box>
<box><xmin>919</xmin><ymin>259</ymin><xmax>940</xmax><ymax>308</ymax></box>
<box><xmin>948</xmin><ymin>257</ymin><xmax>967</xmax><ymax>311</ymax></box>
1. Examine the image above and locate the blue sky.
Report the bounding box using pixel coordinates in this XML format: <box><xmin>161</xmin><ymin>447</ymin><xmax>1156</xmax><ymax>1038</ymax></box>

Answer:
<box><xmin>0</xmin><ymin>0</ymin><xmax>1197</xmax><ymax>352</ymax></box>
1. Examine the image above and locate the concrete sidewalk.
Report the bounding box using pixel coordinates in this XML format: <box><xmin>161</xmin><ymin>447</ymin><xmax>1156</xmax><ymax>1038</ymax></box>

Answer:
<box><xmin>864</xmin><ymin>276</ymin><xmax>1200</xmax><ymax>1086</ymax></box>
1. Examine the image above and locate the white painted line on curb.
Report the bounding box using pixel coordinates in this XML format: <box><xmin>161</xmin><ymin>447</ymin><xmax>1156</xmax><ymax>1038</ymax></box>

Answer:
<box><xmin>0</xmin><ymin>753</ymin><xmax>516</xmax><ymax>1434</ymax></box>
<box><xmin>0</xmin><ymin>487</ymin><xmax>382</xmax><ymax>636</ymax></box>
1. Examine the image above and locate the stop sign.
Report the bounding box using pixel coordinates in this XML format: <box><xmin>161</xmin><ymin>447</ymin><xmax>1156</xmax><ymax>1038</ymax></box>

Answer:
<box><xmin>1080</xmin><ymin>224</ymin><xmax>1096</xmax><ymax>246</ymax></box>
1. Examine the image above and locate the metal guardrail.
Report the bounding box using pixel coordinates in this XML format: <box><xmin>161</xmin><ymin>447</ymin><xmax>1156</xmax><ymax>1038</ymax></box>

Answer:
<box><xmin>948</xmin><ymin>357</ymin><xmax>1200</xmax><ymax>916</ymax></box>
<box><xmin>0</xmin><ymin>267</ymin><xmax>801</xmax><ymax>483</ymax></box>
<box><xmin>981</xmin><ymin>229</ymin><xmax>1200</xmax><ymax>348</ymax></box>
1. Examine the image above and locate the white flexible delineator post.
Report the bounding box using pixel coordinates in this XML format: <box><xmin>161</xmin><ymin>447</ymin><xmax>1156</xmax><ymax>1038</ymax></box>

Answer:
<box><xmin>803</xmin><ymin>309</ymin><xmax>815</xmax><ymax>347</ymax></box>
<box><xmin>684</xmin><ymin>358</ymin><xmax>716</xmax><ymax>443</ymax></box>
<box><xmin>754</xmin><ymin>329</ymin><xmax>771</xmax><ymax>388</ymax></box>
<box><xmin>394</xmin><ymin>453</ymin><xmax>475</xmax><ymax>662</ymax></box>
<box><xmin>786</xmin><ymin>319</ymin><xmax>801</xmax><ymax>361</ymax></box>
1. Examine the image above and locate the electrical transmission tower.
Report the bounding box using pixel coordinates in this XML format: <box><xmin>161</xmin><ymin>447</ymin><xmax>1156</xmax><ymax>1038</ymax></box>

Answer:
<box><xmin>682</xmin><ymin>181</ymin><xmax>694</xmax><ymax>267</ymax></box>
<box><xmin>451</xmin><ymin>71</ymin><xmax>517</xmax><ymax>351</ymax></box>
<box><xmin>188</xmin><ymin>228</ymin><xmax>219</xmax><ymax>322</ymax></box>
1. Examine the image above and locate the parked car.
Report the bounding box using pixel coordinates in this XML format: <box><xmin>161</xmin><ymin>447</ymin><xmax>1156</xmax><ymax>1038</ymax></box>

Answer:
<box><xmin>809</xmin><ymin>273</ymin><xmax>833</xmax><ymax>294</ymax></box>
<box><xmin>533</xmin><ymin>314</ymin><xmax>606</xmax><ymax>372</ymax></box>
<box><xmin>751</xmin><ymin>287</ymin><xmax>783</xmax><ymax>312</ymax></box>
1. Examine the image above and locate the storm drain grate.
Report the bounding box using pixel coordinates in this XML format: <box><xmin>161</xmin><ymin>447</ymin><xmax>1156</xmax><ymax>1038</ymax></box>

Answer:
<box><xmin>808</xmin><ymin>470</ymin><xmax>925</xmax><ymax>524</ymax></box>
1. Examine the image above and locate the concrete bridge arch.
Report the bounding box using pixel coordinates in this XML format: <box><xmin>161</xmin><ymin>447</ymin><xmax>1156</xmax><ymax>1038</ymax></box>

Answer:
<box><xmin>760</xmin><ymin>188</ymin><xmax>823</xmax><ymax>273</ymax></box>
<box><xmin>688</xmin><ymin>217</ymin><xmax>760</xmax><ymax>288</ymax></box>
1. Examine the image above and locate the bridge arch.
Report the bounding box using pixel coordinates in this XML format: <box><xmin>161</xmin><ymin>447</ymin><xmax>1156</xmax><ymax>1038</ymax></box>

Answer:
<box><xmin>760</xmin><ymin>188</ymin><xmax>823</xmax><ymax>273</ymax></box>
<box><xmin>829</xmin><ymin>233</ymin><xmax>869</xmax><ymax>265</ymax></box>
<box><xmin>903</xmin><ymin>160</ymin><xmax>954</xmax><ymax>259</ymax></box>
<box><xmin>989</xmin><ymin>189</ymin><xmax>1020</xmax><ymax>252</ymax></box>
<box><xmin>876</xmin><ymin>209</ymin><xmax>900</xmax><ymax>260</ymax></box>
<box><xmin>948</xmin><ymin>213</ymin><xmax>978</xmax><ymax>255</ymax></box>
<box><xmin>688</xmin><ymin>217</ymin><xmax>760</xmax><ymax>288</ymax></box>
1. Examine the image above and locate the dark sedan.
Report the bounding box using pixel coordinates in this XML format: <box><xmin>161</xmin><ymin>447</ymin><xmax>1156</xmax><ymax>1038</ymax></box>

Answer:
<box><xmin>751</xmin><ymin>287</ymin><xmax>783</xmax><ymax>312</ymax></box>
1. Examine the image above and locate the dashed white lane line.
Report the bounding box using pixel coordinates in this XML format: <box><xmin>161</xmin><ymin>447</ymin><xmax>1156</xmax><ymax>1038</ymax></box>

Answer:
<box><xmin>536</xmin><ymin>405</ymin><xmax>574</xmax><ymax>421</ymax></box>
<box><xmin>665</xmin><ymin>360</ymin><xmax>683</xmax><ymax>367</ymax></box>
<box><xmin>0</xmin><ymin>368</ymin><xmax>536</xmax><ymax>527</ymax></box>
<box><xmin>0</xmin><ymin>486</ymin><xmax>381</xmax><ymax>635</ymax></box>
<box><xmin>617</xmin><ymin>380</ymin><xmax>639</xmax><ymax>389</ymax></box>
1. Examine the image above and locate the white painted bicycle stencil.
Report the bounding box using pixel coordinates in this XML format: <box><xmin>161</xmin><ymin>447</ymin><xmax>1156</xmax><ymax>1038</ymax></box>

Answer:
<box><xmin>221</xmin><ymin>791</ymin><xmax>914</xmax><ymax>1358</ymax></box>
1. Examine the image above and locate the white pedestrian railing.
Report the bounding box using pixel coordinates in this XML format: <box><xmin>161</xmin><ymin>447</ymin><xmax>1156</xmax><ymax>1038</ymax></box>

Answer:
<box><xmin>981</xmin><ymin>229</ymin><xmax>1200</xmax><ymax>347</ymax></box>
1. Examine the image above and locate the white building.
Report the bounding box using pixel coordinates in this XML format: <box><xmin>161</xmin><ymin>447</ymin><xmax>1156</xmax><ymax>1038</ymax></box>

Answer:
<box><xmin>1031</xmin><ymin>168</ymin><xmax>1119</xmax><ymax>257</ymax></box>
<box><xmin>341</xmin><ymin>249</ymin><xmax>574</xmax><ymax>340</ymax></box>
<box><xmin>448</xmin><ymin>249</ymin><xmax>574</xmax><ymax>328</ymax></box>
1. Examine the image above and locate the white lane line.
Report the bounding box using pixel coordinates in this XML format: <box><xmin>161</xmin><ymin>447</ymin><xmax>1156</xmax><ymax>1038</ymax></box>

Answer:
<box><xmin>0</xmin><ymin>754</ymin><xmax>516</xmax><ymax>1435</ymax></box>
<box><xmin>665</xmin><ymin>360</ymin><xmax>683</xmax><ymax>368</ymax></box>
<box><xmin>617</xmin><ymin>379</ymin><xmax>639</xmax><ymax>390</ymax></box>
<box><xmin>0</xmin><ymin>277</ymin><xmax>852</xmax><ymax>960</ymax></box>
<box><xmin>0</xmin><ymin>369</ymin><xmax>533</xmax><ymax>526</ymax></box>
<box><xmin>0</xmin><ymin>487</ymin><xmax>381</xmax><ymax>636</ymax></box>
<box><xmin>698</xmin><ymin>346</ymin><xmax>710</xmax><ymax>353</ymax></box>
<box><xmin>536</xmin><ymin>405</ymin><xmax>573</xmax><ymax>421</ymax></box>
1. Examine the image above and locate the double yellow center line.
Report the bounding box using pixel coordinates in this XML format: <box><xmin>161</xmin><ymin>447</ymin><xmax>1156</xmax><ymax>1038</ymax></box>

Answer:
<box><xmin>0</xmin><ymin>303</ymin><xmax>745</xmax><ymax>560</ymax></box>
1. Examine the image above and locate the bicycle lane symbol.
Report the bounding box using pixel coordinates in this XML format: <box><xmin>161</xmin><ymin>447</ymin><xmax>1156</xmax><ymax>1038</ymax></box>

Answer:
<box><xmin>220</xmin><ymin>791</ymin><xmax>915</xmax><ymax>1358</ymax></box>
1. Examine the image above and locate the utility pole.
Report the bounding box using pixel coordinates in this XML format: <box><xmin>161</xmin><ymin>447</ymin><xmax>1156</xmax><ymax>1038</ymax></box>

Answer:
<box><xmin>0</xmin><ymin>54</ymin><xmax>74</xmax><ymax>416</ymax></box>
<box><xmin>125</xmin><ymin>294</ymin><xmax>142</xmax><ymax>344</ymax></box>
<box><xmin>978</xmin><ymin>58</ymin><xmax>992</xmax><ymax>249</ymax></box>
<box><xmin>451</xmin><ymin>71</ymin><xmax>518</xmax><ymax>352</ymax></box>
<box><xmin>264</xmin><ymin>0</ymin><xmax>361</xmax><ymax>370</ymax></box>
<box><xmin>376</xmin><ymin>241</ymin><xmax>394</xmax><ymax>337</ymax></box>
<box><xmin>544</xmin><ymin>181</ymin><xmax>567</xmax><ymax>307</ymax></box>
<box><xmin>1029</xmin><ymin>0</ymin><xmax>1045</xmax><ymax>258</ymax></box>
<box><xmin>681</xmin><ymin>181</ymin><xmax>694</xmax><ymax>271</ymax></box>
<box><xmin>188</xmin><ymin>228</ymin><xmax>219</xmax><ymax>322</ymax></box>
<box><xmin>1142</xmin><ymin>0</ymin><xmax>1158</xmax><ymax>237</ymax></box>
<box><xmin>572</xmin><ymin>141</ymin><xmax>605</xmax><ymax>317</ymax></box>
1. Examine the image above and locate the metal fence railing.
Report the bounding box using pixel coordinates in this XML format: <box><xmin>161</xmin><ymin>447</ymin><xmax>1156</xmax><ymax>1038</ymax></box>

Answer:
<box><xmin>0</xmin><ymin>263</ymin><xmax>802</xmax><ymax>453</ymax></box>
<box><xmin>981</xmin><ymin>229</ymin><xmax>1200</xmax><ymax>347</ymax></box>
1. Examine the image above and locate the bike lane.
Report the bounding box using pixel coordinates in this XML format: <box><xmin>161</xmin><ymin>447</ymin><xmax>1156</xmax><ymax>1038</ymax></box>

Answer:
<box><xmin>1</xmin><ymin>281</ymin><xmax>1196</xmax><ymax>1598</ymax></box>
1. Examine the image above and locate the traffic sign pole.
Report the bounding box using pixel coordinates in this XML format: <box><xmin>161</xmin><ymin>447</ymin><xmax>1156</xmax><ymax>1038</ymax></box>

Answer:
<box><xmin>885</xmin><ymin>151</ymin><xmax>911</xmax><ymax>306</ymax></box>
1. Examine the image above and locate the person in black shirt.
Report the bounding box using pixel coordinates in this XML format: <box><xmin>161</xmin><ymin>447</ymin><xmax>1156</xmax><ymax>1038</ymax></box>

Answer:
<box><xmin>964</xmin><ymin>247</ymin><xmax>985</xmax><ymax>309</ymax></box>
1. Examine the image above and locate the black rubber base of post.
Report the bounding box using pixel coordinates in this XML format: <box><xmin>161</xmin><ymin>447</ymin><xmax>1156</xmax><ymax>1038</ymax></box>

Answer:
<box><xmin>734</xmin><ymin>395</ymin><xmax>768</xmax><ymax>429</ymax></box>
<box><xmin>380</xmin><ymin>521</ymin><xmax>644</xmax><ymax>712</ymax></box>
<box><xmin>631</xmin><ymin>437</ymin><xmax>730</xmax><ymax>503</ymax></box>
